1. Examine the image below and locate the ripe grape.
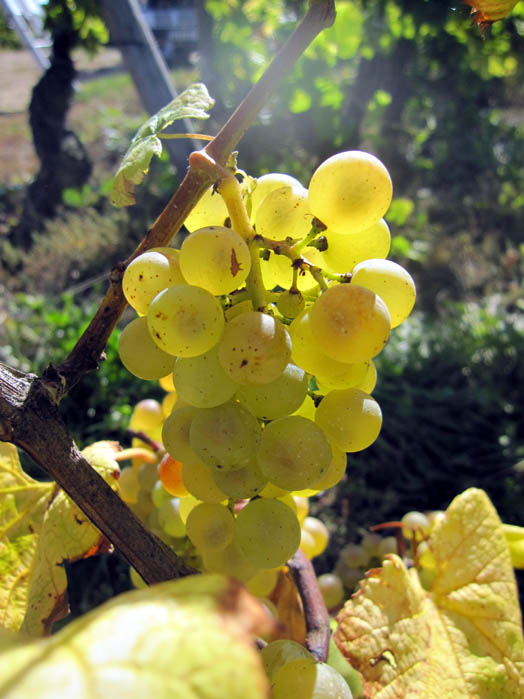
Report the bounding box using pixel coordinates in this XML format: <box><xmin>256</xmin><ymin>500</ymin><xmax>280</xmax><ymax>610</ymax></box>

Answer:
<box><xmin>180</xmin><ymin>226</ymin><xmax>251</xmax><ymax>295</ymax></box>
<box><xmin>184</xmin><ymin>185</ymin><xmax>230</xmax><ymax>231</ymax></box>
<box><xmin>202</xmin><ymin>540</ymin><xmax>257</xmax><ymax>582</ymax></box>
<box><xmin>309</xmin><ymin>445</ymin><xmax>347</xmax><ymax>491</ymax></box>
<box><xmin>235</xmin><ymin>498</ymin><xmax>301</xmax><ymax>568</ymax></box>
<box><xmin>235</xmin><ymin>363</ymin><xmax>308</xmax><ymax>420</ymax></box>
<box><xmin>308</xmin><ymin>150</ymin><xmax>392</xmax><ymax>233</ymax></box>
<box><xmin>147</xmin><ymin>284</ymin><xmax>225</xmax><ymax>357</ymax></box>
<box><xmin>158</xmin><ymin>453</ymin><xmax>188</xmax><ymax>497</ymax></box>
<box><xmin>118</xmin><ymin>316</ymin><xmax>174</xmax><ymax>380</ymax></box>
<box><xmin>129</xmin><ymin>399</ymin><xmax>164</xmax><ymax>433</ymax></box>
<box><xmin>118</xmin><ymin>466</ymin><xmax>140</xmax><ymax>504</ymax></box>
<box><xmin>256</xmin><ymin>415</ymin><xmax>332</xmax><ymax>491</ymax></box>
<box><xmin>249</xmin><ymin>172</ymin><xmax>303</xmax><ymax>222</ymax></box>
<box><xmin>309</xmin><ymin>284</ymin><xmax>391</xmax><ymax>363</ymax></box>
<box><xmin>186</xmin><ymin>502</ymin><xmax>235</xmax><ymax>552</ymax></box>
<box><xmin>322</xmin><ymin>218</ymin><xmax>391</xmax><ymax>273</ymax></box>
<box><xmin>339</xmin><ymin>543</ymin><xmax>369</xmax><ymax>568</ymax></box>
<box><xmin>246</xmin><ymin>568</ymin><xmax>279</xmax><ymax>598</ymax></box>
<box><xmin>401</xmin><ymin>511</ymin><xmax>430</xmax><ymax>541</ymax></box>
<box><xmin>172</xmin><ymin>345</ymin><xmax>237</xmax><ymax>408</ymax></box>
<box><xmin>122</xmin><ymin>249</ymin><xmax>185</xmax><ymax>316</ymax></box>
<box><xmin>189</xmin><ymin>401</ymin><xmax>261</xmax><ymax>470</ymax></box>
<box><xmin>377</xmin><ymin>536</ymin><xmax>398</xmax><ymax>558</ymax></box>
<box><xmin>261</xmin><ymin>640</ymin><xmax>312</xmax><ymax>680</ymax></box>
<box><xmin>255</xmin><ymin>184</ymin><xmax>311</xmax><ymax>241</ymax></box>
<box><xmin>315</xmin><ymin>388</ymin><xmax>382</xmax><ymax>452</ymax></box>
<box><xmin>276</xmin><ymin>288</ymin><xmax>305</xmax><ymax>319</ymax></box>
<box><xmin>218</xmin><ymin>311</ymin><xmax>291</xmax><ymax>384</ymax></box>
<box><xmin>212</xmin><ymin>457</ymin><xmax>267</xmax><ymax>500</ymax></box>
<box><xmin>181</xmin><ymin>459</ymin><xmax>227</xmax><ymax>503</ymax></box>
<box><xmin>301</xmin><ymin>516</ymin><xmax>329</xmax><ymax>559</ymax></box>
<box><xmin>351</xmin><ymin>258</ymin><xmax>416</xmax><ymax>327</ymax></box>
<box><xmin>157</xmin><ymin>497</ymin><xmax>186</xmax><ymax>537</ymax></box>
<box><xmin>162</xmin><ymin>405</ymin><xmax>200</xmax><ymax>464</ymax></box>
<box><xmin>260</xmin><ymin>246</ymin><xmax>325</xmax><ymax>292</ymax></box>
<box><xmin>317</xmin><ymin>573</ymin><xmax>344</xmax><ymax>609</ymax></box>
<box><xmin>272</xmin><ymin>658</ymin><xmax>353</xmax><ymax>699</ymax></box>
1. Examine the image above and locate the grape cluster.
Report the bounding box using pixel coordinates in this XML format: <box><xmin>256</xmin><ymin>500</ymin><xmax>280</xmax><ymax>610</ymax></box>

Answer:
<box><xmin>117</xmin><ymin>150</ymin><xmax>416</xmax><ymax>585</ymax></box>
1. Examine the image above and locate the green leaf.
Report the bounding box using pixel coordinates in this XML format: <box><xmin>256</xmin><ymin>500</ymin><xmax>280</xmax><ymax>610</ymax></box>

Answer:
<box><xmin>0</xmin><ymin>442</ymin><xmax>120</xmax><ymax>636</ymax></box>
<box><xmin>0</xmin><ymin>575</ymin><xmax>273</xmax><ymax>699</ymax></box>
<box><xmin>111</xmin><ymin>83</ymin><xmax>215</xmax><ymax>207</ymax></box>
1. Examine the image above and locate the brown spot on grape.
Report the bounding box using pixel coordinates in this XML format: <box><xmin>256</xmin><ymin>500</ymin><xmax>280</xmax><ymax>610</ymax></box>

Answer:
<box><xmin>230</xmin><ymin>248</ymin><xmax>242</xmax><ymax>277</ymax></box>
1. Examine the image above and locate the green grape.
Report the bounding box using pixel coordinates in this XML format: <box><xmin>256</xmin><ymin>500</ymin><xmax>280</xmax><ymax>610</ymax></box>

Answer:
<box><xmin>335</xmin><ymin>560</ymin><xmax>364</xmax><ymax>590</ymax></box>
<box><xmin>360</xmin><ymin>533</ymin><xmax>382</xmax><ymax>558</ymax></box>
<box><xmin>202</xmin><ymin>540</ymin><xmax>257</xmax><ymax>582</ymax></box>
<box><xmin>339</xmin><ymin>543</ymin><xmax>369</xmax><ymax>568</ymax></box>
<box><xmin>157</xmin><ymin>497</ymin><xmax>186</xmax><ymax>537</ymax></box>
<box><xmin>172</xmin><ymin>345</ymin><xmax>237</xmax><ymax>408</ymax></box>
<box><xmin>129</xmin><ymin>399</ymin><xmax>164</xmax><ymax>432</ymax></box>
<box><xmin>147</xmin><ymin>284</ymin><xmax>225</xmax><ymax>357</ymax></box>
<box><xmin>180</xmin><ymin>226</ymin><xmax>251</xmax><ymax>295</ymax></box>
<box><xmin>276</xmin><ymin>288</ymin><xmax>305</xmax><ymax>319</ymax></box>
<box><xmin>322</xmin><ymin>219</ymin><xmax>391</xmax><ymax>273</ymax></box>
<box><xmin>308</xmin><ymin>150</ymin><xmax>392</xmax><ymax>234</ymax></box>
<box><xmin>235</xmin><ymin>498</ymin><xmax>301</xmax><ymax>568</ymax></box>
<box><xmin>235</xmin><ymin>363</ymin><xmax>308</xmax><ymax>420</ymax></box>
<box><xmin>314</xmin><ymin>360</ymin><xmax>370</xmax><ymax>393</ymax></box>
<box><xmin>186</xmin><ymin>502</ymin><xmax>235</xmax><ymax>552</ymax></box>
<box><xmin>260</xmin><ymin>246</ymin><xmax>324</xmax><ymax>293</ymax></box>
<box><xmin>181</xmin><ymin>459</ymin><xmax>227</xmax><ymax>503</ymax></box>
<box><xmin>184</xmin><ymin>185</ymin><xmax>230</xmax><ymax>232</ymax></box>
<box><xmin>137</xmin><ymin>461</ymin><xmax>159</xmax><ymax>491</ymax></box>
<box><xmin>417</xmin><ymin>540</ymin><xmax>436</xmax><ymax>570</ymax></box>
<box><xmin>272</xmin><ymin>658</ymin><xmax>353</xmax><ymax>699</ymax></box>
<box><xmin>255</xmin><ymin>184</ymin><xmax>311</xmax><ymax>241</ymax></box>
<box><xmin>118</xmin><ymin>466</ymin><xmax>140</xmax><ymax>504</ymax></box>
<box><xmin>309</xmin><ymin>284</ymin><xmax>391</xmax><ymax>363</ymax></box>
<box><xmin>294</xmin><ymin>495</ymin><xmax>309</xmax><ymax>524</ymax></box>
<box><xmin>351</xmin><ymin>259</ymin><xmax>416</xmax><ymax>328</ymax></box>
<box><xmin>317</xmin><ymin>573</ymin><xmax>345</xmax><ymax>609</ymax></box>
<box><xmin>353</xmin><ymin>360</ymin><xmax>377</xmax><ymax>394</ymax></box>
<box><xmin>189</xmin><ymin>401</ymin><xmax>261</xmax><ymax>470</ymax></box>
<box><xmin>289</xmin><ymin>310</ymin><xmax>365</xmax><ymax>381</ymax></box>
<box><xmin>315</xmin><ymin>388</ymin><xmax>382</xmax><ymax>453</ymax></box>
<box><xmin>129</xmin><ymin>567</ymin><xmax>147</xmax><ymax>589</ymax></box>
<box><xmin>257</xmin><ymin>415</ymin><xmax>331</xmax><ymax>491</ymax></box>
<box><xmin>151</xmin><ymin>480</ymin><xmax>172</xmax><ymax>509</ymax></box>
<box><xmin>118</xmin><ymin>316</ymin><xmax>175</xmax><ymax>380</ymax></box>
<box><xmin>401</xmin><ymin>511</ymin><xmax>430</xmax><ymax>541</ymax></box>
<box><xmin>218</xmin><ymin>311</ymin><xmax>291</xmax><ymax>385</ymax></box>
<box><xmin>261</xmin><ymin>640</ymin><xmax>312</xmax><ymax>680</ymax></box>
<box><xmin>161</xmin><ymin>404</ymin><xmax>200</xmax><ymax>464</ymax></box>
<box><xmin>212</xmin><ymin>457</ymin><xmax>267</xmax><ymax>500</ymax></box>
<box><xmin>292</xmin><ymin>394</ymin><xmax>316</xmax><ymax>421</ymax></box>
<box><xmin>178</xmin><ymin>495</ymin><xmax>201</xmax><ymax>523</ymax></box>
<box><xmin>301</xmin><ymin>516</ymin><xmax>329</xmax><ymax>559</ymax></box>
<box><xmin>249</xmin><ymin>172</ymin><xmax>303</xmax><ymax>223</ymax></box>
<box><xmin>246</xmin><ymin>568</ymin><xmax>279</xmax><ymax>598</ymax></box>
<box><xmin>122</xmin><ymin>249</ymin><xmax>185</xmax><ymax>316</ymax></box>
<box><xmin>309</xmin><ymin>445</ymin><xmax>347</xmax><ymax>491</ymax></box>
<box><xmin>377</xmin><ymin>536</ymin><xmax>398</xmax><ymax>558</ymax></box>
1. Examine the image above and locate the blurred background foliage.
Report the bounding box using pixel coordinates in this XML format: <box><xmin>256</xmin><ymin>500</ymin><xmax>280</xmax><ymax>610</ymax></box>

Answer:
<box><xmin>0</xmin><ymin>0</ymin><xmax>523</xmax><ymax>605</ymax></box>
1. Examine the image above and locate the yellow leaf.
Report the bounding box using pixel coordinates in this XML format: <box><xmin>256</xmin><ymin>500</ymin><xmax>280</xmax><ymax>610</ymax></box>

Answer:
<box><xmin>335</xmin><ymin>488</ymin><xmax>524</xmax><ymax>698</ymax></box>
<box><xmin>0</xmin><ymin>574</ymin><xmax>273</xmax><ymax>699</ymax></box>
<box><xmin>0</xmin><ymin>442</ymin><xmax>119</xmax><ymax>636</ymax></box>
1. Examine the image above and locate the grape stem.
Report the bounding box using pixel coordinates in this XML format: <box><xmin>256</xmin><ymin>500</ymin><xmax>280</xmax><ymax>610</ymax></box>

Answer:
<box><xmin>287</xmin><ymin>549</ymin><xmax>331</xmax><ymax>662</ymax></box>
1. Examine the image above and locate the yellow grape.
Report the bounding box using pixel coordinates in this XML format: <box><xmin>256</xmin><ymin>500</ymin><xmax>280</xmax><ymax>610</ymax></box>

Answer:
<box><xmin>186</xmin><ymin>502</ymin><xmax>235</xmax><ymax>552</ymax></box>
<box><xmin>255</xmin><ymin>185</ymin><xmax>311</xmax><ymax>241</ymax></box>
<box><xmin>249</xmin><ymin>172</ymin><xmax>302</xmax><ymax>222</ymax></box>
<box><xmin>322</xmin><ymin>218</ymin><xmax>391</xmax><ymax>273</ymax></box>
<box><xmin>351</xmin><ymin>258</ymin><xmax>416</xmax><ymax>327</ymax></box>
<box><xmin>118</xmin><ymin>316</ymin><xmax>174</xmax><ymax>380</ymax></box>
<box><xmin>308</xmin><ymin>150</ymin><xmax>392</xmax><ymax>233</ymax></box>
<box><xmin>122</xmin><ymin>249</ymin><xmax>184</xmax><ymax>316</ymax></box>
<box><xmin>309</xmin><ymin>284</ymin><xmax>391</xmax><ymax>363</ymax></box>
<box><xmin>184</xmin><ymin>185</ymin><xmax>229</xmax><ymax>232</ymax></box>
<box><xmin>315</xmin><ymin>388</ymin><xmax>382</xmax><ymax>452</ymax></box>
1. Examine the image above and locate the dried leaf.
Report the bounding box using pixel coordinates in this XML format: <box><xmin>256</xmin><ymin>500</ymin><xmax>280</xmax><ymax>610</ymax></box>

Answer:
<box><xmin>335</xmin><ymin>488</ymin><xmax>524</xmax><ymax>698</ymax></box>
<box><xmin>0</xmin><ymin>442</ymin><xmax>119</xmax><ymax>636</ymax></box>
<box><xmin>464</xmin><ymin>0</ymin><xmax>519</xmax><ymax>27</ymax></box>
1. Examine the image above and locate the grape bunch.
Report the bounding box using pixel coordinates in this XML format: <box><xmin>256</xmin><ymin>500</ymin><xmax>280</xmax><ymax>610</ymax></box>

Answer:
<box><xmin>116</xmin><ymin>149</ymin><xmax>416</xmax><ymax>586</ymax></box>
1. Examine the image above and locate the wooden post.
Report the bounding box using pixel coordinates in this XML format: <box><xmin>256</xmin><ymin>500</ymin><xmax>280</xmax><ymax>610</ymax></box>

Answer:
<box><xmin>99</xmin><ymin>0</ymin><xmax>198</xmax><ymax>170</ymax></box>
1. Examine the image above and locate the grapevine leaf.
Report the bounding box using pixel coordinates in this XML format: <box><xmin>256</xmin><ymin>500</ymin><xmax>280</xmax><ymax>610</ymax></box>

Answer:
<box><xmin>464</xmin><ymin>0</ymin><xmax>520</xmax><ymax>27</ymax></box>
<box><xmin>111</xmin><ymin>83</ymin><xmax>215</xmax><ymax>207</ymax></box>
<box><xmin>0</xmin><ymin>575</ymin><xmax>273</xmax><ymax>699</ymax></box>
<box><xmin>0</xmin><ymin>442</ymin><xmax>120</xmax><ymax>636</ymax></box>
<box><xmin>335</xmin><ymin>488</ymin><xmax>524</xmax><ymax>698</ymax></box>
